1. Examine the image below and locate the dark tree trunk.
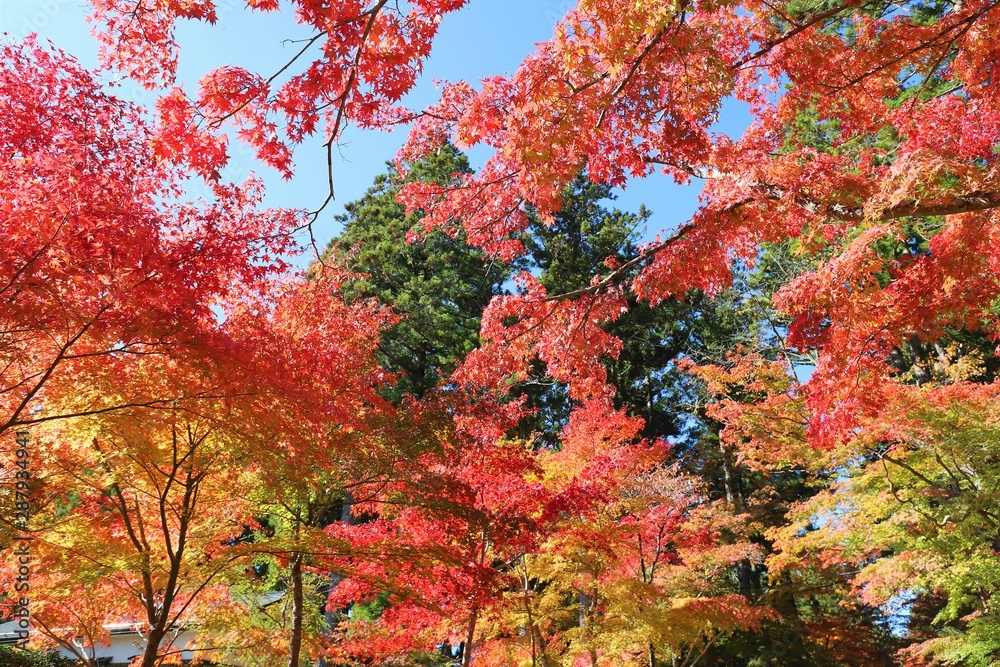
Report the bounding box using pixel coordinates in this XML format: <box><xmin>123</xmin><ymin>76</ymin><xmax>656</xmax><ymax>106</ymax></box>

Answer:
<box><xmin>461</xmin><ymin>606</ymin><xmax>478</xmax><ymax>667</ymax></box>
<box><xmin>719</xmin><ymin>437</ymin><xmax>759</xmax><ymax>600</ymax></box>
<box><xmin>289</xmin><ymin>552</ymin><xmax>305</xmax><ymax>667</ymax></box>
<box><xmin>140</xmin><ymin>626</ymin><xmax>166</xmax><ymax>667</ymax></box>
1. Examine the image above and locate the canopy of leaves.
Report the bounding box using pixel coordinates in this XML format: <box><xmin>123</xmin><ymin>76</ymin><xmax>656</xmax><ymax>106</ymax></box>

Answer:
<box><xmin>7</xmin><ymin>0</ymin><xmax>1000</xmax><ymax>663</ymax></box>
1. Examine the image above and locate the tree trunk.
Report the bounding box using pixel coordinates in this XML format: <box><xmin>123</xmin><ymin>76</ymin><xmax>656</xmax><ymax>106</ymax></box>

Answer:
<box><xmin>718</xmin><ymin>439</ymin><xmax>741</xmax><ymax>509</ymax></box>
<box><xmin>462</xmin><ymin>606</ymin><xmax>478</xmax><ymax>667</ymax></box>
<box><xmin>719</xmin><ymin>438</ymin><xmax>757</xmax><ymax>599</ymax></box>
<box><xmin>648</xmin><ymin>643</ymin><xmax>656</xmax><ymax>667</ymax></box>
<box><xmin>526</xmin><ymin>624</ymin><xmax>556</xmax><ymax>667</ymax></box>
<box><xmin>736</xmin><ymin>559</ymin><xmax>753</xmax><ymax>598</ymax></box>
<box><xmin>289</xmin><ymin>552</ymin><xmax>305</xmax><ymax>667</ymax></box>
<box><xmin>522</xmin><ymin>573</ymin><xmax>538</xmax><ymax>667</ymax></box>
<box><xmin>140</xmin><ymin>627</ymin><xmax>166</xmax><ymax>667</ymax></box>
<box><xmin>579</xmin><ymin>589</ymin><xmax>598</xmax><ymax>667</ymax></box>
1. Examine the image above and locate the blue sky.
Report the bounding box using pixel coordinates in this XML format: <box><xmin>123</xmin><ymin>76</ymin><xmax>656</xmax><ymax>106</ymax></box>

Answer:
<box><xmin>0</xmin><ymin>0</ymin><xmax>751</xmax><ymax>263</ymax></box>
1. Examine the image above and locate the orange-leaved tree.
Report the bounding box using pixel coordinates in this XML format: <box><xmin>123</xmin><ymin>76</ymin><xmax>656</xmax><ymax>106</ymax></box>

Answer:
<box><xmin>0</xmin><ymin>37</ymin><xmax>299</xmax><ymax>440</ymax></box>
<box><xmin>0</xmin><ymin>38</ymin><xmax>415</xmax><ymax>667</ymax></box>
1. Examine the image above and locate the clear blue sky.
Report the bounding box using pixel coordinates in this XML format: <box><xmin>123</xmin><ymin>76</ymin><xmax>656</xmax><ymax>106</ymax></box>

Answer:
<box><xmin>0</xmin><ymin>0</ymin><xmax>751</xmax><ymax>262</ymax></box>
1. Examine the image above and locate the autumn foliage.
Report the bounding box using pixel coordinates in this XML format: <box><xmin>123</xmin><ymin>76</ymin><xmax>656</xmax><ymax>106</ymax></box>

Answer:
<box><xmin>4</xmin><ymin>0</ymin><xmax>1000</xmax><ymax>665</ymax></box>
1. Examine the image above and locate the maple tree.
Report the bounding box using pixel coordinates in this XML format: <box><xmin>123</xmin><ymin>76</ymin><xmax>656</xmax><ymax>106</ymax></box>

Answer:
<box><xmin>0</xmin><ymin>38</ymin><xmax>297</xmax><ymax>665</ymax></box>
<box><xmin>0</xmin><ymin>37</ymin><xmax>298</xmax><ymax>441</ymax></box>
<box><xmin>21</xmin><ymin>385</ymin><xmax>257</xmax><ymax>667</ymax></box>
<box><xmin>315</xmin><ymin>393</ymin><xmax>547</xmax><ymax>667</ymax></box>
<box><xmin>206</xmin><ymin>269</ymin><xmax>399</xmax><ymax>667</ymax></box>
<box><xmin>0</xmin><ymin>40</ymin><xmax>404</xmax><ymax>667</ymax></box>
<box><xmin>769</xmin><ymin>382</ymin><xmax>1000</xmax><ymax>667</ymax></box>
<box><xmin>487</xmin><ymin>460</ymin><xmax>772</xmax><ymax>667</ymax></box>
<box><xmin>2</xmin><ymin>267</ymin><xmax>406</xmax><ymax>667</ymax></box>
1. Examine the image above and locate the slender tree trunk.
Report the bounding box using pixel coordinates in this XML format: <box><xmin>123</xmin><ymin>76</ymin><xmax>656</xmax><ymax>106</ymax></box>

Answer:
<box><xmin>140</xmin><ymin>514</ymin><xmax>188</xmax><ymax>667</ymax></box>
<box><xmin>289</xmin><ymin>551</ymin><xmax>305</xmax><ymax>667</ymax></box>
<box><xmin>531</xmin><ymin>625</ymin><xmax>556</xmax><ymax>667</ymax></box>
<box><xmin>648</xmin><ymin>643</ymin><xmax>656</xmax><ymax>667</ymax></box>
<box><xmin>522</xmin><ymin>572</ymin><xmax>537</xmax><ymax>667</ymax></box>
<box><xmin>462</xmin><ymin>606</ymin><xmax>478</xmax><ymax>667</ymax></box>
<box><xmin>121</xmin><ymin>438</ymin><xmax>202</xmax><ymax>667</ymax></box>
<box><xmin>519</xmin><ymin>556</ymin><xmax>554</xmax><ymax>667</ymax></box>
<box><xmin>719</xmin><ymin>437</ymin><xmax>757</xmax><ymax>599</ymax></box>
<box><xmin>579</xmin><ymin>589</ymin><xmax>598</xmax><ymax>667</ymax></box>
